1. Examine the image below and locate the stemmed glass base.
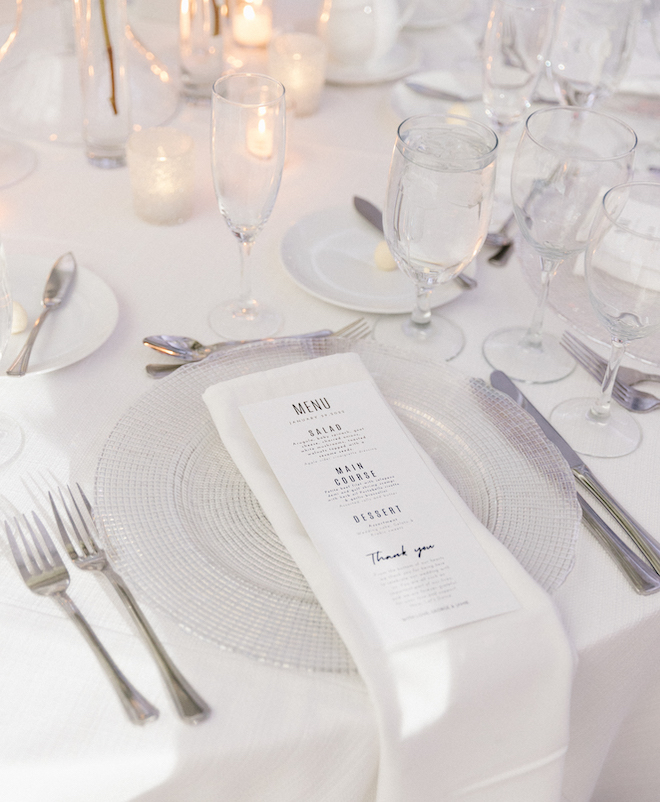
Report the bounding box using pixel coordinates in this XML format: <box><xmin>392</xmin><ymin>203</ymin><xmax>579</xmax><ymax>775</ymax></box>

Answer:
<box><xmin>374</xmin><ymin>311</ymin><xmax>465</xmax><ymax>360</ymax></box>
<box><xmin>483</xmin><ymin>326</ymin><xmax>575</xmax><ymax>383</ymax></box>
<box><xmin>0</xmin><ymin>140</ymin><xmax>37</xmax><ymax>189</ymax></box>
<box><xmin>208</xmin><ymin>297</ymin><xmax>282</xmax><ymax>341</ymax></box>
<box><xmin>0</xmin><ymin>414</ymin><xmax>24</xmax><ymax>466</ymax></box>
<box><xmin>550</xmin><ymin>397</ymin><xmax>641</xmax><ymax>458</ymax></box>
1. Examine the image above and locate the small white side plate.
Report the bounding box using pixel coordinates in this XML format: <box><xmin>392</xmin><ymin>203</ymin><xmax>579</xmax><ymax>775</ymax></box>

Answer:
<box><xmin>3</xmin><ymin>251</ymin><xmax>119</xmax><ymax>375</ymax></box>
<box><xmin>280</xmin><ymin>206</ymin><xmax>474</xmax><ymax>315</ymax></box>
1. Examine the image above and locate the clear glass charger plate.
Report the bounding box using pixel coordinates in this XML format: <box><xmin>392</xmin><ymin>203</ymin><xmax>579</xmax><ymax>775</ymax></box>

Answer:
<box><xmin>517</xmin><ymin>234</ymin><xmax>660</xmax><ymax>367</ymax></box>
<box><xmin>95</xmin><ymin>338</ymin><xmax>580</xmax><ymax>674</ymax></box>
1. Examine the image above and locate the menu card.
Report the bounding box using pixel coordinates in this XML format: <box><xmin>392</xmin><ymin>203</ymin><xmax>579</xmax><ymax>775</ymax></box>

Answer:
<box><xmin>240</xmin><ymin>378</ymin><xmax>519</xmax><ymax>649</ymax></box>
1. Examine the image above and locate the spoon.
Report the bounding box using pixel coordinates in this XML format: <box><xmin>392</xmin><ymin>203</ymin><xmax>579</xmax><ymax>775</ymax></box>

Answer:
<box><xmin>143</xmin><ymin>329</ymin><xmax>332</xmax><ymax>362</ymax></box>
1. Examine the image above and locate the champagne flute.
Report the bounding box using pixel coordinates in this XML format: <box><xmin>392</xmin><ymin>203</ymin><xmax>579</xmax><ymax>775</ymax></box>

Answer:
<box><xmin>375</xmin><ymin>114</ymin><xmax>498</xmax><ymax>359</ymax></box>
<box><xmin>0</xmin><ymin>239</ymin><xmax>23</xmax><ymax>464</ymax></box>
<box><xmin>551</xmin><ymin>182</ymin><xmax>660</xmax><ymax>457</ymax></box>
<box><xmin>548</xmin><ymin>0</ymin><xmax>642</xmax><ymax>108</ymax></box>
<box><xmin>482</xmin><ymin>106</ymin><xmax>637</xmax><ymax>383</ymax></box>
<box><xmin>210</xmin><ymin>73</ymin><xmax>286</xmax><ymax>339</ymax></box>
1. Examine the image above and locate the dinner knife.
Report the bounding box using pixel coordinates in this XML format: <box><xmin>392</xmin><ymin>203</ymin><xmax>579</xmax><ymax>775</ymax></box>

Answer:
<box><xmin>7</xmin><ymin>252</ymin><xmax>77</xmax><ymax>377</ymax></box>
<box><xmin>491</xmin><ymin>370</ymin><xmax>660</xmax><ymax>577</ymax></box>
<box><xmin>352</xmin><ymin>196</ymin><xmax>477</xmax><ymax>290</ymax></box>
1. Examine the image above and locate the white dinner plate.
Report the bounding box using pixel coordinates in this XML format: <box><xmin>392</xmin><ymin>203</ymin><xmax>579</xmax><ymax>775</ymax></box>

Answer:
<box><xmin>3</xmin><ymin>250</ymin><xmax>119</xmax><ymax>375</ymax></box>
<box><xmin>280</xmin><ymin>206</ymin><xmax>476</xmax><ymax>314</ymax></box>
<box><xmin>325</xmin><ymin>41</ymin><xmax>421</xmax><ymax>86</ymax></box>
<box><xmin>95</xmin><ymin>338</ymin><xmax>580</xmax><ymax>673</ymax></box>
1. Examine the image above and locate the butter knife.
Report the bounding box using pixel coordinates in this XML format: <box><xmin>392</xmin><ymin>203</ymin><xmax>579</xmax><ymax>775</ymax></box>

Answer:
<box><xmin>352</xmin><ymin>196</ymin><xmax>477</xmax><ymax>290</ymax></box>
<box><xmin>7</xmin><ymin>252</ymin><xmax>77</xmax><ymax>377</ymax></box>
<box><xmin>491</xmin><ymin>370</ymin><xmax>660</xmax><ymax>577</ymax></box>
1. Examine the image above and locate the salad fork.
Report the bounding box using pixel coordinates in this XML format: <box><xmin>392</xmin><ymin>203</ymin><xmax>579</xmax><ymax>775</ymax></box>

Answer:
<box><xmin>50</xmin><ymin>485</ymin><xmax>211</xmax><ymax>724</ymax></box>
<box><xmin>5</xmin><ymin>513</ymin><xmax>159</xmax><ymax>725</ymax></box>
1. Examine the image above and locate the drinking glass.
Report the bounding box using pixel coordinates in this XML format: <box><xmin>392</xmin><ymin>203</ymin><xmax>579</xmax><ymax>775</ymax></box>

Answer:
<box><xmin>483</xmin><ymin>106</ymin><xmax>637</xmax><ymax>383</ymax></box>
<box><xmin>0</xmin><ymin>240</ymin><xmax>23</xmax><ymax>464</ymax></box>
<box><xmin>210</xmin><ymin>73</ymin><xmax>286</xmax><ymax>339</ymax></box>
<box><xmin>375</xmin><ymin>114</ymin><xmax>498</xmax><ymax>359</ymax></box>
<box><xmin>548</xmin><ymin>0</ymin><xmax>642</xmax><ymax>108</ymax></box>
<box><xmin>482</xmin><ymin>0</ymin><xmax>553</xmax><ymax>133</ymax></box>
<box><xmin>551</xmin><ymin>183</ymin><xmax>660</xmax><ymax>457</ymax></box>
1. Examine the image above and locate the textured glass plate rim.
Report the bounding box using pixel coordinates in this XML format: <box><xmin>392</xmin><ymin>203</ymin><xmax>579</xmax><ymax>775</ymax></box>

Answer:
<box><xmin>279</xmin><ymin>206</ymin><xmax>475</xmax><ymax>314</ymax></box>
<box><xmin>94</xmin><ymin>338</ymin><xmax>580</xmax><ymax>674</ymax></box>
<box><xmin>517</xmin><ymin>233</ymin><xmax>660</xmax><ymax>367</ymax></box>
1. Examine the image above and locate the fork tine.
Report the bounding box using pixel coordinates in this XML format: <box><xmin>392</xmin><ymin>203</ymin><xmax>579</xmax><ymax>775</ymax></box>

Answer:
<box><xmin>5</xmin><ymin>521</ymin><xmax>32</xmax><ymax>584</ymax></box>
<box><xmin>561</xmin><ymin>335</ymin><xmax>605</xmax><ymax>385</ymax></box>
<box><xmin>74</xmin><ymin>483</ymin><xmax>101</xmax><ymax>550</ymax></box>
<box><xmin>31</xmin><ymin>513</ymin><xmax>65</xmax><ymax>568</ymax></box>
<box><xmin>332</xmin><ymin>318</ymin><xmax>365</xmax><ymax>338</ymax></box>
<box><xmin>14</xmin><ymin>516</ymin><xmax>43</xmax><ymax>573</ymax></box>
<box><xmin>68</xmin><ymin>485</ymin><xmax>98</xmax><ymax>551</ymax></box>
<box><xmin>59</xmin><ymin>486</ymin><xmax>91</xmax><ymax>556</ymax></box>
<box><xmin>49</xmin><ymin>491</ymin><xmax>79</xmax><ymax>561</ymax></box>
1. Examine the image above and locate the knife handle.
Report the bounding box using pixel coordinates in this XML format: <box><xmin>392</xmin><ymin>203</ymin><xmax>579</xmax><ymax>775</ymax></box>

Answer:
<box><xmin>6</xmin><ymin>305</ymin><xmax>52</xmax><ymax>377</ymax></box>
<box><xmin>578</xmin><ymin>496</ymin><xmax>660</xmax><ymax>595</ymax></box>
<box><xmin>575</xmin><ymin>467</ymin><xmax>660</xmax><ymax>576</ymax></box>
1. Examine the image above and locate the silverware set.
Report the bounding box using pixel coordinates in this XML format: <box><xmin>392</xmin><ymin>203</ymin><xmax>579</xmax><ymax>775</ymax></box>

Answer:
<box><xmin>144</xmin><ymin>317</ymin><xmax>373</xmax><ymax>377</ymax></box>
<box><xmin>561</xmin><ymin>331</ymin><xmax>660</xmax><ymax>413</ymax></box>
<box><xmin>5</xmin><ymin>484</ymin><xmax>211</xmax><ymax>725</ymax></box>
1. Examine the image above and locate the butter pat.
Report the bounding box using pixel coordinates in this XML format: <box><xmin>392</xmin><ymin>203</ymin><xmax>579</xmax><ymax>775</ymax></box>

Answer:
<box><xmin>374</xmin><ymin>240</ymin><xmax>397</xmax><ymax>271</ymax></box>
<box><xmin>11</xmin><ymin>301</ymin><xmax>27</xmax><ymax>334</ymax></box>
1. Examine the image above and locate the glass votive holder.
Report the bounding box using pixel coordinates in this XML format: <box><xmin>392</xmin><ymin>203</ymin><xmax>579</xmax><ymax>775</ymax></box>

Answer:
<box><xmin>179</xmin><ymin>0</ymin><xmax>226</xmax><ymax>103</ymax></box>
<box><xmin>127</xmin><ymin>128</ymin><xmax>195</xmax><ymax>225</ymax></box>
<box><xmin>268</xmin><ymin>32</ymin><xmax>326</xmax><ymax>116</ymax></box>
<box><xmin>230</xmin><ymin>0</ymin><xmax>273</xmax><ymax>47</ymax></box>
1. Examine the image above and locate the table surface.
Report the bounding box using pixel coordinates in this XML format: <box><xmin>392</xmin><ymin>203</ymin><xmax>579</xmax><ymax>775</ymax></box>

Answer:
<box><xmin>2</xmin><ymin>3</ymin><xmax>660</xmax><ymax>801</ymax></box>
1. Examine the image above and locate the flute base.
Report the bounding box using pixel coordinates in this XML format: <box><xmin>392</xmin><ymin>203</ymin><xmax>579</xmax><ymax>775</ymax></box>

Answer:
<box><xmin>0</xmin><ymin>141</ymin><xmax>37</xmax><ymax>189</ymax></box>
<box><xmin>483</xmin><ymin>326</ymin><xmax>575</xmax><ymax>383</ymax></box>
<box><xmin>374</xmin><ymin>312</ymin><xmax>465</xmax><ymax>360</ymax></box>
<box><xmin>209</xmin><ymin>298</ymin><xmax>282</xmax><ymax>340</ymax></box>
<box><xmin>550</xmin><ymin>397</ymin><xmax>641</xmax><ymax>458</ymax></box>
<box><xmin>0</xmin><ymin>415</ymin><xmax>24</xmax><ymax>466</ymax></box>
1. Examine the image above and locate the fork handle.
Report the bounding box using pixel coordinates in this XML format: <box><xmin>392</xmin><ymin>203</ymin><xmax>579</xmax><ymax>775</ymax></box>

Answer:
<box><xmin>6</xmin><ymin>305</ymin><xmax>53</xmax><ymax>377</ymax></box>
<box><xmin>576</xmin><ymin>466</ymin><xmax>660</xmax><ymax>576</ymax></box>
<box><xmin>104</xmin><ymin>568</ymin><xmax>211</xmax><ymax>723</ymax></box>
<box><xmin>56</xmin><ymin>592</ymin><xmax>159</xmax><ymax>725</ymax></box>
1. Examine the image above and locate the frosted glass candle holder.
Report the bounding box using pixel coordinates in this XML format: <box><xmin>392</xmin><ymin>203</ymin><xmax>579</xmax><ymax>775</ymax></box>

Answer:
<box><xmin>127</xmin><ymin>128</ymin><xmax>195</xmax><ymax>225</ymax></box>
<box><xmin>268</xmin><ymin>33</ymin><xmax>326</xmax><ymax>116</ymax></box>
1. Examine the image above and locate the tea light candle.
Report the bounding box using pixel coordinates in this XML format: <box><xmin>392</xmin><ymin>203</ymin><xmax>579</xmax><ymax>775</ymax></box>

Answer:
<box><xmin>127</xmin><ymin>127</ymin><xmax>195</xmax><ymax>225</ymax></box>
<box><xmin>246</xmin><ymin>107</ymin><xmax>273</xmax><ymax>158</ymax></box>
<box><xmin>232</xmin><ymin>0</ymin><xmax>272</xmax><ymax>47</ymax></box>
<box><xmin>268</xmin><ymin>33</ymin><xmax>326</xmax><ymax>116</ymax></box>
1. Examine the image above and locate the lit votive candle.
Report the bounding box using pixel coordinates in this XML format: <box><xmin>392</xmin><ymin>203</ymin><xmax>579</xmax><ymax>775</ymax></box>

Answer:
<box><xmin>268</xmin><ymin>32</ymin><xmax>327</xmax><ymax>116</ymax></box>
<box><xmin>232</xmin><ymin>0</ymin><xmax>272</xmax><ymax>47</ymax></box>
<box><xmin>127</xmin><ymin>127</ymin><xmax>195</xmax><ymax>225</ymax></box>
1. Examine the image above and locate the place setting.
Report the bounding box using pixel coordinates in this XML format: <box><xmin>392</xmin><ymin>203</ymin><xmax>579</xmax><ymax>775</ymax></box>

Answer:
<box><xmin>4</xmin><ymin>2</ymin><xmax>660</xmax><ymax>800</ymax></box>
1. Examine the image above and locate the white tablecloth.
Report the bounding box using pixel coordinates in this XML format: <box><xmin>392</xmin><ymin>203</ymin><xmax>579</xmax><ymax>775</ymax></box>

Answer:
<box><xmin>1</xmin><ymin>3</ymin><xmax>660</xmax><ymax>801</ymax></box>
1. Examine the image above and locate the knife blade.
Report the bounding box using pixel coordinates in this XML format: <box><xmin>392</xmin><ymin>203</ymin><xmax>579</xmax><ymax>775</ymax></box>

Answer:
<box><xmin>491</xmin><ymin>370</ymin><xmax>660</xmax><ymax>577</ymax></box>
<box><xmin>7</xmin><ymin>252</ymin><xmax>77</xmax><ymax>377</ymax></box>
<box><xmin>352</xmin><ymin>196</ymin><xmax>477</xmax><ymax>290</ymax></box>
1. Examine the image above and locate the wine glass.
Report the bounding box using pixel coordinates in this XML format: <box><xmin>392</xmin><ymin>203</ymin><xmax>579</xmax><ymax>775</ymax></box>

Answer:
<box><xmin>0</xmin><ymin>239</ymin><xmax>23</xmax><ymax>464</ymax></box>
<box><xmin>482</xmin><ymin>0</ymin><xmax>553</xmax><ymax>134</ymax></box>
<box><xmin>210</xmin><ymin>73</ymin><xmax>286</xmax><ymax>339</ymax></box>
<box><xmin>375</xmin><ymin>114</ymin><xmax>498</xmax><ymax>359</ymax></box>
<box><xmin>482</xmin><ymin>106</ymin><xmax>637</xmax><ymax>383</ymax></box>
<box><xmin>548</xmin><ymin>0</ymin><xmax>642</xmax><ymax>108</ymax></box>
<box><xmin>550</xmin><ymin>182</ymin><xmax>660</xmax><ymax>457</ymax></box>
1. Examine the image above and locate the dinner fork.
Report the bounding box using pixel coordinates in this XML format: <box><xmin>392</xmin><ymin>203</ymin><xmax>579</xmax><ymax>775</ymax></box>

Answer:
<box><xmin>50</xmin><ymin>485</ymin><xmax>211</xmax><ymax>724</ymax></box>
<box><xmin>560</xmin><ymin>332</ymin><xmax>660</xmax><ymax>414</ymax></box>
<box><xmin>5</xmin><ymin>513</ymin><xmax>159</xmax><ymax>725</ymax></box>
<box><xmin>561</xmin><ymin>331</ymin><xmax>660</xmax><ymax>387</ymax></box>
<box><xmin>145</xmin><ymin>317</ymin><xmax>373</xmax><ymax>378</ymax></box>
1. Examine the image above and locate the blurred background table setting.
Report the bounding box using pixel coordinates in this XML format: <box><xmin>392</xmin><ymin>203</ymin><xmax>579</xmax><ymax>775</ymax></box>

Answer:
<box><xmin>1</xmin><ymin>1</ymin><xmax>660</xmax><ymax>801</ymax></box>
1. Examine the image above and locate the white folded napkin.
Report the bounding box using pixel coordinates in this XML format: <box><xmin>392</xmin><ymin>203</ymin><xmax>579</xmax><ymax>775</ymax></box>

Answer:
<box><xmin>203</xmin><ymin>352</ymin><xmax>574</xmax><ymax>802</ymax></box>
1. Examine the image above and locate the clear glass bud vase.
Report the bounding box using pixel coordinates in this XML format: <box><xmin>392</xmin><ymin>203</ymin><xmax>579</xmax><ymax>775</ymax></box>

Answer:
<box><xmin>73</xmin><ymin>0</ymin><xmax>131</xmax><ymax>167</ymax></box>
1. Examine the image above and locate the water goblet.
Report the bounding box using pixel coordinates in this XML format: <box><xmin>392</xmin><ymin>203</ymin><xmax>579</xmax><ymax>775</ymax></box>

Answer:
<box><xmin>210</xmin><ymin>73</ymin><xmax>286</xmax><ymax>339</ymax></box>
<box><xmin>548</xmin><ymin>0</ymin><xmax>642</xmax><ymax>108</ymax></box>
<box><xmin>482</xmin><ymin>0</ymin><xmax>553</xmax><ymax>134</ymax></box>
<box><xmin>482</xmin><ymin>106</ymin><xmax>637</xmax><ymax>383</ymax></box>
<box><xmin>550</xmin><ymin>182</ymin><xmax>660</xmax><ymax>457</ymax></box>
<box><xmin>375</xmin><ymin>114</ymin><xmax>498</xmax><ymax>359</ymax></box>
